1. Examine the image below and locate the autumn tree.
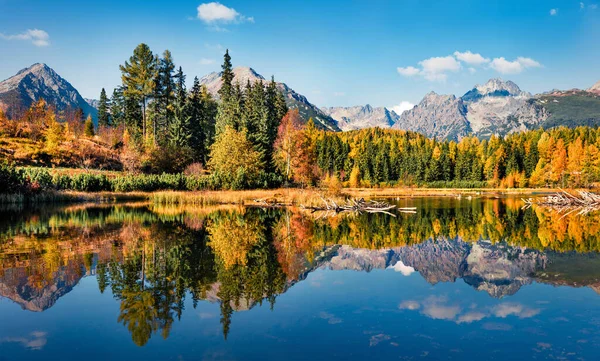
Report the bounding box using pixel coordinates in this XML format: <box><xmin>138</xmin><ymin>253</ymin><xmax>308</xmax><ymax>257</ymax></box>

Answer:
<box><xmin>84</xmin><ymin>115</ymin><xmax>95</xmax><ymax>137</ymax></box>
<box><xmin>208</xmin><ymin>126</ymin><xmax>263</xmax><ymax>189</ymax></box>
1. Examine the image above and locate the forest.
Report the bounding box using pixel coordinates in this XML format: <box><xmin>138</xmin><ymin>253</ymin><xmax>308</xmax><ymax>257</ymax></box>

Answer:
<box><xmin>1</xmin><ymin>43</ymin><xmax>600</xmax><ymax>193</ymax></box>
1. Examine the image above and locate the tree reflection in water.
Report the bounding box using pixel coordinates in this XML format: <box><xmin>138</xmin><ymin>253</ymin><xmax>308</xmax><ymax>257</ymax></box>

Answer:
<box><xmin>1</xmin><ymin>198</ymin><xmax>600</xmax><ymax>345</ymax></box>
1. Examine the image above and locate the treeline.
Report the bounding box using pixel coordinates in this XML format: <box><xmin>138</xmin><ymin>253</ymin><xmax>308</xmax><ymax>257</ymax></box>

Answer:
<box><xmin>309</xmin><ymin>126</ymin><xmax>600</xmax><ymax>188</ymax></box>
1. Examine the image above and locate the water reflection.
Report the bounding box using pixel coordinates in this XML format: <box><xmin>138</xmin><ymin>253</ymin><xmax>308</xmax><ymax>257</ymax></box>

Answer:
<box><xmin>0</xmin><ymin>197</ymin><xmax>599</xmax><ymax>350</ymax></box>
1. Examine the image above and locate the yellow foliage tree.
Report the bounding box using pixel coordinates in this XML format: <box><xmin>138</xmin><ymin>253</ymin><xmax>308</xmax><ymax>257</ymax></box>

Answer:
<box><xmin>208</xmin><ymin>126</ymin><xmax>263</xmax><ymax>189</ymax></box>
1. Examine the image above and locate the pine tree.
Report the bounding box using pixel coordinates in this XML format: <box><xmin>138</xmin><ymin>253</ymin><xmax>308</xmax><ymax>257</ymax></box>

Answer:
<box><xmin>98</xmin><ymin>88</ymin><xmax>111</xmax><ymax>127</ymax></box>
<box><xmin>200</xmin><ymin>85</ymin><xmax>217</xmax><ymax>163</ymax></box>
<box><xmin>169</xmin><ymin>97</ymin><xmax>191</xmax><ymax>148</ymax></box>
<box><xmin>153</xmin><ymin>50</ymin><xmax>176</xmax><ymax>145</ymax></box>
<box><xmin>119</xmin><ymin>43</ymin><xmax>157</xmax><ymax>140</ymax></box>
<box><xmin>218</xmin><ymin>50</ymin><xmax>233</xmax><ymax>100</ymax></box>
<box><xmin>110</xmin><ymin>88</ymin><xmax>125</xmax><ymax>126</ymax></box>
<box><xmin>215</xmin><ymin>50</ymin><xmax>238</xmax><ymax>135</ymax></box>
<box><xmin>189</xmin><ymin>77</ymin><xmax>204</xmax><ymax>161</ymax></box>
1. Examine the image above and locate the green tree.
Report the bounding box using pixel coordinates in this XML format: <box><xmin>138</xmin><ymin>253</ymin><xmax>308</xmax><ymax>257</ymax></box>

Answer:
<box><xmin>110</xmin><ymin>87</ymin><xmax>125</xmax><ymax>126</ymax></box>
<box><xmin>120</xmin><ymin>43</ymin><xmax>157</xmax><ymax>140</ymax></box>
<box><xmin>98</xmin><ymin>88</ymin><xmax>111</xmax><ymax>127</ymax></box>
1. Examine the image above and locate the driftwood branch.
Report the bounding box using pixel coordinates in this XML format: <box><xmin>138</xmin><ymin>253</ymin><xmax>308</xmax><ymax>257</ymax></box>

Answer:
<box><xmin>302</xmin><ymin>198</ymin><xmax>415</xmax><ymax>217</ymax></box>
<box><xmin>522</xmin><ymin>189</ymin><xmax>600</xmax><ymax>216</ymax></box>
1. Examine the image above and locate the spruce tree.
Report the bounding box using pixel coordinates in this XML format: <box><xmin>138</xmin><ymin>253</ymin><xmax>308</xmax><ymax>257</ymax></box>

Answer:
<box><xmin>218</xmin><ymin>50</ymin><xmax>233</xmax><ymax>100</ymax></box>
<box><xmin>98</xmin><ymin>88</ymin><xmax>111</xmax><ymax>127</ymax></box>
<box><xmin>169</xmin><ymin>97</ymin><xmax>191</xmax><ymax>148</ymax></box>
<box><xmin>110</xmin><ymin>88</ymin><xmax>125</xmax><ymax>126</ymax></box>
<box><xmin>189</xmin><ymin>77</ymin><xmax>204</xmax><ymax>161</ymax></box>
<box><xmin>200</xmin><ymin>85</ymin><xmax>217</xmax><ymax>163</ymax></box>
<box><xmin>215</xmin><ymin>50</ymin><xmax>236</xmax><ymax>135</ymax></box>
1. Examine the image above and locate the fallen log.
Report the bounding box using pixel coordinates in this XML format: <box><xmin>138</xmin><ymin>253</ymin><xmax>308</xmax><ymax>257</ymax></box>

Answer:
<box><xmin>302</xmin><ymin>197</ymin><xmax>409</xmax><ymax>216</ymax></box>
<box><xmin>522</xmin><ymin>189</ymin><xmax>600</xmax><ymax>215</ymax></box>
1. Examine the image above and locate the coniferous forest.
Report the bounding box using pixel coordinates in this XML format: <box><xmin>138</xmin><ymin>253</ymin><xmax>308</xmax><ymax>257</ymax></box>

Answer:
<box><xmin>1</xmin><ymin>44</ymin><xmax>600</xmax><ymax>193</ymax></box>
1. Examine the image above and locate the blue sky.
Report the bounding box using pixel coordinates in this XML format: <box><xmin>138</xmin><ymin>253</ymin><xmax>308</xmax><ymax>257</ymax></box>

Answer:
<box><xmin>1</xmin><ymin>0</ymin><xmax>599</xmax><ymax>113</ymax></box>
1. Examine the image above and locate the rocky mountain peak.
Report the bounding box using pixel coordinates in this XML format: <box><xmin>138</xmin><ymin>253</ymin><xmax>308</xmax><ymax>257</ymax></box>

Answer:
<box><xmin>475</xmin><ymin>78</ymin><xmax>522</xmax><ymax>96</ymax></box>
<box><xmin>0</xmin><ymin>63</ymin><xmax>96</xmax><ymax>119</ymax></box>
<box><xmin>589</xmin><ymin>80</ymin><xmax>600</xmax><ymax>93</ymax></box>
<box><xmin>321</xmin><ymin>104</ymin><xmax>400</xmax><ymax>131</ymax></box>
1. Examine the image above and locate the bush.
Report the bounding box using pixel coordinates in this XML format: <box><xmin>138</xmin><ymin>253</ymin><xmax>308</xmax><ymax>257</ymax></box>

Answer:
<box><xmin>22</xmin><ymin>168</ymin><xmax>53</xmax><ymax>189</ymax></box>
<box><xmin>0</xmin><ymin>162</ymin><xmax>27</xmax><ymax>193</ymax></box>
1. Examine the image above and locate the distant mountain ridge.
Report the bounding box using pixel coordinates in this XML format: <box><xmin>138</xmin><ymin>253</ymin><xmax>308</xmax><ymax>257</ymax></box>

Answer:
<box><xmin>321</xmin><ymin>104</ymin><xmax>400</xmax><ymax>131</ymax></box>
<box><xmin>0</xmin><ymin>63</ymin><xmax>97</xmax><ymax>120</ymax></box>
<box><xmin>199</xmin><ymin>66</ymin><xmax>340</xmax><ymax>131</ymax></box>
<box><xmin>392</xmin><ymin>78</ymin><xmax>600</xmax><ymax>140</ymax></box>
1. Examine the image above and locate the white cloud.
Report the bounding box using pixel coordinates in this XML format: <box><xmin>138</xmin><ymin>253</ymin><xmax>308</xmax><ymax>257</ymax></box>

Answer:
<box><xmin>333</xmin><ymin>92</ymin><xmax>346</xmax><ymax>97</ymax></box>
<box><xmin>388</xmin><ymin>261</ymin><xmax>415</xmax><ymax>276</ymax></box>
<box><xmin>197</xmin><ymin>2</ymin><xmax>252</xmax><ymax>24</ymax></box>
<box><xmin>199</xmin><ymin>58</ymin><xmax>216</xmax><ymax>65</ymax></box>
<box><xmin>398</xmin><ymin>51</ymin><xmax>540</xmax><ymax>81</ymax></box>
<box><xmin>456</xmin><ymin>311</ymin><xmax>487</xmax><ymax>324</ymax></box>
<box><xmin>581</xmin><ymin>2</ymin><xmax>585</xmax><ymax>9</ymax></box>
<box><xmin>550</xmin><ymin>8</ymin><xmax>558</xmax><ymax>16</ymax></box>
<box><xmin>490</xmin><ymin>56</ymin><xmax>541</xmax><ymax>74</ymax></box>
<box><xmin>419</xmin><ymin>56</ymin><xmax>461</xmax><ymax>82</ymax></box>
<box><xmin>389</xmin><ymin>101</ymin><xmax>414</xmax><ymax>116</ymax></box>
<box><xmin>0</xmin><ymin>29</ymin><xmax>50</xmax><ymax>47</ymax></box>
<box><xmin>453</xmin><ymin>51</ymin><xmax>490</xmax><ymax>66</ymax></box>
<box><xmin>397</xmin><ymin>66</ymin><xmax>420</xmax><ymax>77</ymax></box>
<box><xmin>492</xmin><ymin>303</ymin><xmax>540</xmax><ymax>319</ymax></box>
<box><xmin>398</xmin><ymin>300</ymin><xmax>420</xmax><ymax>310</ymax></box>
<box><xmin>590</xmin><ymin>4</ymin><xmax>598</xmax><ymax>9</ymax></box>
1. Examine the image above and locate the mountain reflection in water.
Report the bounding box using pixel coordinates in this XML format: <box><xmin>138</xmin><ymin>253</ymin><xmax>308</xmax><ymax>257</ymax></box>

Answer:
<box><xmin>0</xmin><ymin>197</ymin><xmax>599</xmax><ymax>359</ymax></box>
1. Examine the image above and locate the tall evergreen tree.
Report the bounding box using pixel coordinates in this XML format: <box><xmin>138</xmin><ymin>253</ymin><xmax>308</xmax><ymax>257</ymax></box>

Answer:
<box><xmin>200</xmin><ymin>85</ymin><xmax>217</xmax><ymax>163</ymax></box>
<box><xmin>110</xmin><ymin>88</ymin><xmax>125</xmax><ymax>126</ymax></box>
<box><xmin>215</xmin><ymin>50</ymin><xmax>236</xmax><ymax>135</ymax></box>
<box><xmin>218</xmin><ymin>50</ymin><xmax>233</xmax><ymax>100</ymax></box>
<box><xmin>98</xmin><ymin>88</ymin><xmax>111</xmax><ymax>127</ymax></box>
<box><xmin>169</xmin><ymin>97</ymin><xmax>191</xmax><ymax>148</ymax></box>
<box><xmin>119</xmin><ymin>43</ymin><xmax>157</xmax><ymax>140</ymax></box>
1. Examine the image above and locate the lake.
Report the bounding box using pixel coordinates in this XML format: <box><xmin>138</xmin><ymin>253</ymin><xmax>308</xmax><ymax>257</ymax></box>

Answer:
<box><xmin>1</xmin><ymin>196</ymin><xmax>599</xmax><ymax>360</ymax></box>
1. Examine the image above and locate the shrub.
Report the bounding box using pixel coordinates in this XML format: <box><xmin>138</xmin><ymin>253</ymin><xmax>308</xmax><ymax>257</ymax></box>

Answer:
<box><xmin>0</xmin><ymin>162</ymin><xmax>27</xmax><ymax>193</ymax></box>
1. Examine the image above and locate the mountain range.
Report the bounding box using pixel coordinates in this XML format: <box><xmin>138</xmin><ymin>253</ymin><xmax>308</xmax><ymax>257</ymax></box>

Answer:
<box><xmin>0</xmin><ymin>63</ymin><xmax>97</xmax><ymax>120</ymax></box>
<box><xmin>2</xmin><ymin>63</ymin><xmax>600</xmax><ymax>140</ymax></box>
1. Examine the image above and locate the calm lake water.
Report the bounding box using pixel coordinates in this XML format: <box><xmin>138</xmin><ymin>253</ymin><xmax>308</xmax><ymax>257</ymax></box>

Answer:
<box><xmin>1</xmin><ymin>196</ymin><xmax>600</xmax><ymax>360</ymax></box>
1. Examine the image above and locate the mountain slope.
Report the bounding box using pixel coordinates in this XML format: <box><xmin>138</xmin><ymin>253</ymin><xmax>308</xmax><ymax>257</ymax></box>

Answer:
<box><xmin>199</xmin><ymin>66</ymin><xmax>340</xmax><ymax>131</ymax></box>
<box><xmin>321</xmin><ymin>105</ymin><xmax>400</xmax><ymax>131</ymax></box>
<box><xmin>463</xmin><ymin>79</ymin><xmax>546</xmax><ymax>137</ymax></box>
<box><xmin>0</xmin><ymin>63</ymin><xmax>97</xmax><ymax>120</ymax></box>
<box><xmin>392</xmin><ymin>92</ymin><xmax>471</xmax><ymax>141</ymax></box>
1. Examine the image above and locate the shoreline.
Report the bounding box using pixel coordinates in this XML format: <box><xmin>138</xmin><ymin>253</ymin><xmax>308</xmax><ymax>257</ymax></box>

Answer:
<box><xmin>0</xmin><ymin>187</ymin><xmax>566</xmax><ymax>206</ymax></box>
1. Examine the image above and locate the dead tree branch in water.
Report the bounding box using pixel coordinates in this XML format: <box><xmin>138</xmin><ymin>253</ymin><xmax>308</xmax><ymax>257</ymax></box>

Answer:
<box><xmin>302</xmin><ymin>197</ymin><xmax>415</xmax><ymax>217</ymax></box>
<box><xmin>522</xmin><ymin>189</ymin><xmax>600</xmax><ymax>216</ymax></box>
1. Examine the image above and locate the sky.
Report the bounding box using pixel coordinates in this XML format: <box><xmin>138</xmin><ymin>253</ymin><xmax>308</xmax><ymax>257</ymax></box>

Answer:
<box><xmin>1</xmin><ymin>0</ymin><xmax>599</xmax><ymax>114</ymax></box>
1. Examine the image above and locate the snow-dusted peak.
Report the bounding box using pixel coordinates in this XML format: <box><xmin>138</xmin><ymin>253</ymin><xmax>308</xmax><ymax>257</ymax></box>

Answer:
<box><xmin>475</xmin><ymin>78</ymin><xmax>522</xmax><ymax>96</ymax></box>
